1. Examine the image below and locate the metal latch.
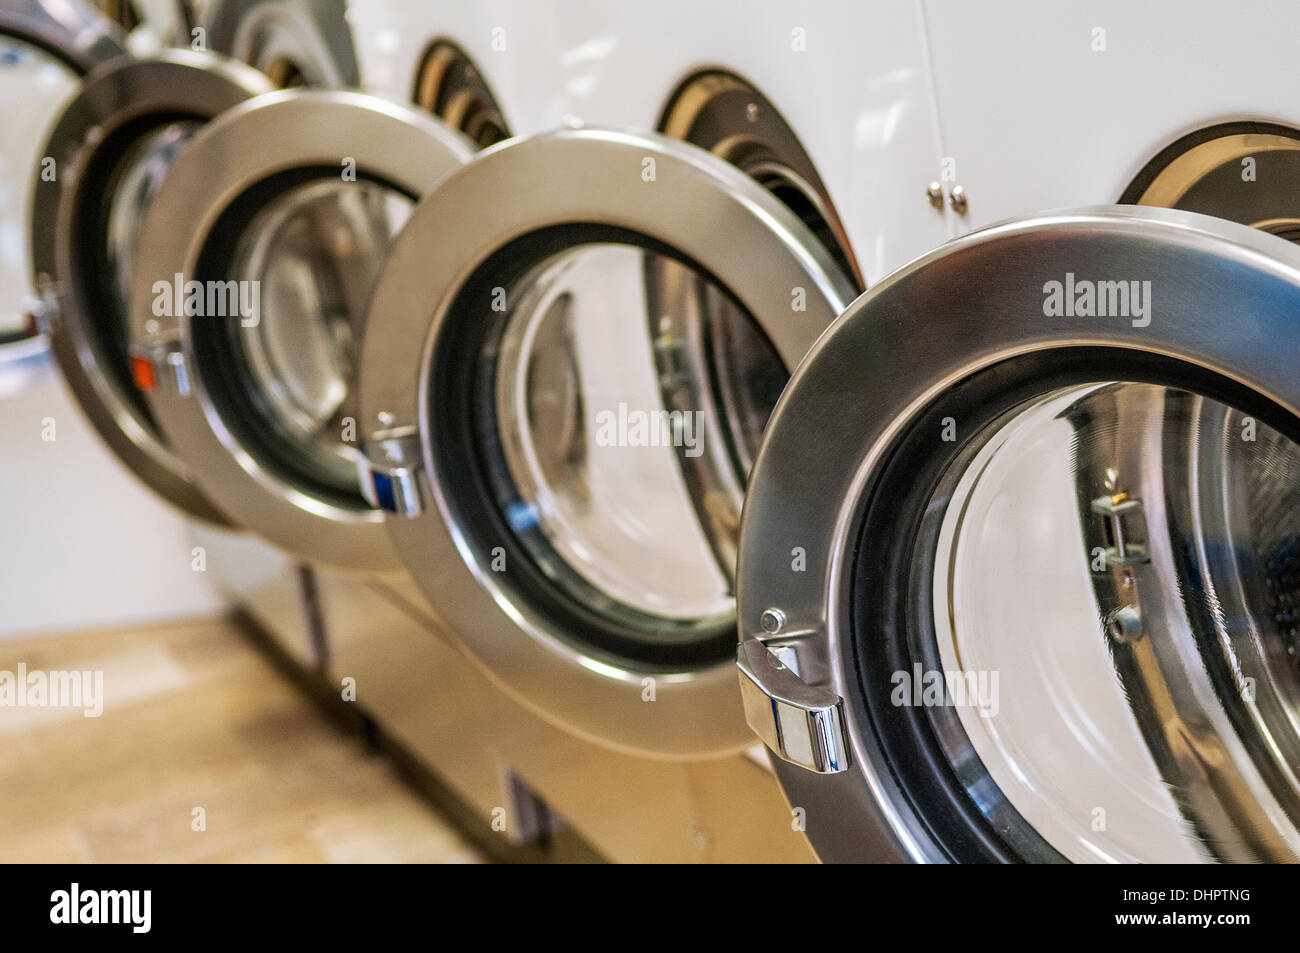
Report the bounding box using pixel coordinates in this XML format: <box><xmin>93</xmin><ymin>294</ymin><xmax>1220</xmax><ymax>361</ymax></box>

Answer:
<box><xmin>25</xmin><ymin>276</ymin><xmax>61</xmax><ymax>335</ymax></box>
<box><xmin>129</xmin><ymin>340</ymin><xmax>190</xmax><ymax>396</ymax></box>
<box><xmin>1091</xmin><ymin>492</ymin><xmax>1150</xmax><ymax>567</ymax></box>
<box><xmin>358</xmin><ymin>428</ymin><xmax>425</xmax><ymax>516</ymax></box>
<box><xmin>737</xmin><ymin>638</ymin><xmax>850</xmax><ymax>774</ymax></box>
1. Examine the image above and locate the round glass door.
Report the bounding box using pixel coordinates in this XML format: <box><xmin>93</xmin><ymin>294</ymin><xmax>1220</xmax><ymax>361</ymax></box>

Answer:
<box><xmin>0</xmin><ymin>1</ymin><xmax>125</xmax><ymax>358</ymax></box>
<box><xmin>201</xmin><ymin>175</ymin><xmax>414</xmax><ymax>504</ymax></box>
<box><xmin>31</xmin><ymin>50</ymin><xmax>272</xmax><ymax>524</ymax></box>
<box><xmin>440</xmin><ymin>238</ymin><xmax>788</xmax><ymax>664</ymax></box>
<box><xmin>737</xmin><ymin>206</ymin><xmax>1300</xmax><ymax>862</ymax></box>
<box><xmin>128</xmin><ymin>90</ymin><xmax>474</xmax><ymax>570</ymax></box>
<box><xmin>359</xmin><ymin>129</ymin><xmax>857</xmax><ymax>756</ymax></box>
<box><xmin>925</xmin><ymin>382</ymin><xmax>1300</xmax><ymax>862</ymax></box>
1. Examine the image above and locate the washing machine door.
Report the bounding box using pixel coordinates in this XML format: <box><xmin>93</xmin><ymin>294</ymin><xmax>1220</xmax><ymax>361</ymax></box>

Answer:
<box><xmin>0</xmin><ymin>1</ymin><xmax>124</xmax><ymax>353</ymax></box>
<box><xmin>1</xmin><ymin>0</ymin><xmax>125</xmax><ymax>72</ymax></box>
<box><xmin>202</xmin><ymin>0</ymin><xmax>358</xmax><ymax>88</ymax></box>
<box><xmin>93</xmin><ymin>0</ymin><xmax>191</xmax><ymax>52</ymax></box>
<box><xmin>736</xmin><ymin>205</ymin><xmax>1300</xmax><ymax>863</ymax></box>
<box><xmin>357</xmin><ymin>129</ymin><xmax>858</xmax><ymax>758</ymax></box>
<box><xmin>31</xmin><ymin>49</ymin><xmax>272</xmax><ymax>524</ymax></box>
<box><xmin>128</xmin><ymin>90</ymin><xmax>474</xmax><ymax>570</ymax></box>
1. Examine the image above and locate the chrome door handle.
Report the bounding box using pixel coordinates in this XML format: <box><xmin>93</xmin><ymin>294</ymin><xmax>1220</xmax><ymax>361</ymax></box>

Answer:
<box><xmin>358</xmin><ymin>430</ymin><xmax>425</xmax><ymax>516</ymax></box>
<box><xmin>737</xmin><ymin>639</ymin><xmax>850</xmax><ymax>774</ymax></box>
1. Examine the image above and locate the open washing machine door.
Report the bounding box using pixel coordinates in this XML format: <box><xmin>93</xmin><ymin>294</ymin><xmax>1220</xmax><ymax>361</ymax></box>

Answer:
<box><xmin>736</xmin><ymin>205</ymin><xmax>1300</xmax><ymax>863</ymax></box>
<box><xmin>30</xmin><ymin>48</ymin><xmax>272</xmax><ymax>525</ymax></box>
<box><xmin>355</xmin><ymin>129</ymin><xmax>858</xmax><ymax>758</ymax></box>
<box><xmin>0</xmin><ymin>0</ymin><xmax>124</xmax><ymax>73</ymax></box>
<box><xmin>1122</xmin><ymin>121</ymin><xmax>1300</xmax><ymax>240</ymax></box>
<box><xmin>0</xmin><ymin>0</ymin><xmax>124</xmax><ymax>355</ymax></box>
<box><xmin>91</xmin><ymin>0</ymin><xmax>190</xmax><ymax>53</ymax></box>
<box><xmin>127</xmin><ymin>90</ymin><xmax>474</xmax><ymax>571</ymax></box>
<box><xmin>200</xmin><ymin>0</ymin><xmax>358</xmax><ymax>88</ymax></box>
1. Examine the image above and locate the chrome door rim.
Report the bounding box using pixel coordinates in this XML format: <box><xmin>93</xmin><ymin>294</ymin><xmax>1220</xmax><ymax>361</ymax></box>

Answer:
<box><xmin>735</xmin><ymin>205</ymin><xmax>1300</xmax><ymax>862</ymax></box>
<box><xmin>0</xmin><ymin>0</ymin><xmax>125</xmax><ymax>364</ymax></box>
<box><xmin>31</xmin><ymin>49</ymin><xmax>272</xmax><ymax>526</ymax></box>
<box><xmin>0</xmin><ymin>0</ymin><xmax>126</xmax><ymax>75</ymax></box>
<box><xmin>202</xmin><ymin>0</ymin><xmax>359</xmax><ymax>88</ymax></box>
<box><xmin>129</xmin><ymin>90</ymin><xmax>475</xmax><ymax>571</ymax></box>
<box><xmin>358</xmin><ymin>128</ymin><xmax>857</xmax><ymax>758</ymax></box>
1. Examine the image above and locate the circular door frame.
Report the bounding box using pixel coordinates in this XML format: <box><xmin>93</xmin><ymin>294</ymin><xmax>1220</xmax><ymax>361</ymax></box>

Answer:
<box><xmin>358</xmin><ymin>128</ymin><xmax>858</xmax><ymax>758</ymax></box>
<box><xmin>0</xmin><ymin>0</ymin><xmax>125</xmax><ymax>358</ymax></box>
<box><xmin>735</xmin><ymin>205</ymin><xmax>1300</xmax><ymax>862</ymax></box>
<box><xmin>203</xmin><ymin>0</ymin><xmax>359</xmax><ymax>88</ymax></box>
<box><xmin>129</xmin><ymin>89</ymin><xmax>476</xmax><ymax>571</ymax></box>
<box><xmin>31</xmin><ymin>49</ymin><xmax>273</xmax><ymax>526</ymax></box>
<box><xmin>0</xmin><ymin>0</ymin><xmax>126</xmax><ymax>75</ymax></box>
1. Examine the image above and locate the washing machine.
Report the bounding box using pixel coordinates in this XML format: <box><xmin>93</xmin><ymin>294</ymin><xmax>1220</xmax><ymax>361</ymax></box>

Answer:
<box><xmin>295</xmin><ymin>0</ymin><xmax>953</xmax><ymax>861</ymax></box>
<box><xmin>125</xmin><ymin>89</ymin><xmax>470</xmax><ymax>573</ymax></box>
<box><xmin>736</xmin><ymin>204</ymin><xmax>1300</xmax><ymax>863</ymax></box>
<box><xmin>719</xmin><ymin>0</ymin><xmax>1300</xmax><ymax>863</ymax></box>
<box><xmin>31</xmin><ymin>48</ymin><xmax>272</xmax><ymax>526</ymax></box>
<box><xmin>340</xmin><ymin>131</ymin><xmax>854</xmax><ymax>860</ymax></box>
<box><xmin>30</xmin><ymin>3</ymin><xmax>369</xmax><ymax>522</ymax></box>
<box><xmin>334</xmin><ymin>2</ymin><xmax>883</xmax><ymax>858</ymax></box>
<box><xmin>103</xmin><ymin>48</ymin><xmax>817</xmax><ymax>859</ymax></box>
<box><xmin>178</xmin><ymin>0</ymin><xmax>376</xmax><ymax>662</ymax></box>
<box><xmin>30</xmin><ymin>0</ymin><xmax>375</xmax><ymax>664</ymax></box>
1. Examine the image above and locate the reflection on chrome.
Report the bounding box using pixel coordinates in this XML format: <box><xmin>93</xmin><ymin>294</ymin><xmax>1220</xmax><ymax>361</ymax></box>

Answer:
<box><xmin>931</xmin><ymin>382</ymin><xmax>1300</xmax><ymax>862</ymax></box>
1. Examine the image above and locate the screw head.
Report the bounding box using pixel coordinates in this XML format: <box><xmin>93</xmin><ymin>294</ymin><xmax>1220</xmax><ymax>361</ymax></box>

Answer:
<box><xmin>926</xmin><ymin>181</ymin><xmax>943</xmax><ymax>208</ymax></box>
<box><xmin>1106</xmin><ymin>605</ymin><xmax>1144</xmax><ymax>644</ymax></box>
<box><xmin>949</xmin><ymin>184</ymin><xmax>968</xmax><ymax>214</ymax></box>
<box><xmin>760</xmin><ymin>608</ymin><xmax>785</xmax><ymax>634</ymax></box>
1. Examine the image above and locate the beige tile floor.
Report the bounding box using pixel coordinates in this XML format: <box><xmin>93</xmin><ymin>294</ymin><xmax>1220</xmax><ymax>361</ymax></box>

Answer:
<box><xmin>0</xmin><ymin>616</ymin><xmax>485</xmax><ymax>863</ymax></box>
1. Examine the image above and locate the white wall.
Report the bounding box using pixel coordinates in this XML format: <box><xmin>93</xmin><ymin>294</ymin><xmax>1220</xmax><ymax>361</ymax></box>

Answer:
<box><xmin>0</xmin><ymin>351</ymin><xmax>227</xmax><ymax>640</ymax></box>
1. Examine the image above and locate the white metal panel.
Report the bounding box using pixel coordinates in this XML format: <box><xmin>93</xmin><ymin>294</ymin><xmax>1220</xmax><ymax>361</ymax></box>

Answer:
<box><xmin>349</xmin><ymin>0</ymin><xmax>949</xmax><ymax>285</ymax></box>
<box><xmin>925</xmin><ymin>0</ymin><xmax>1300</xmax><ymax>232</ymax></box>
<box><xmin>0</xmin><ymin>361</ymin><xmax>225</xmax><ymax>640</ymax></box>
